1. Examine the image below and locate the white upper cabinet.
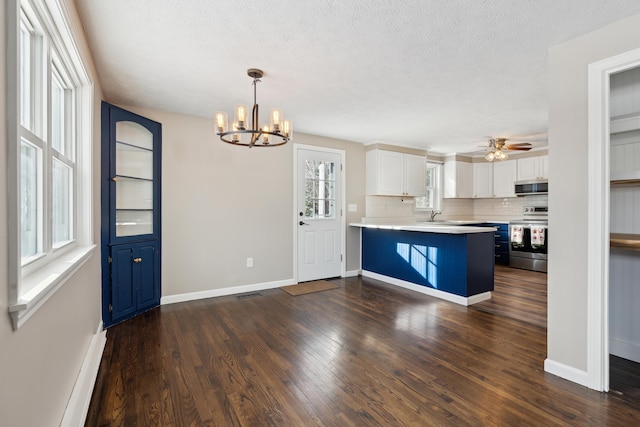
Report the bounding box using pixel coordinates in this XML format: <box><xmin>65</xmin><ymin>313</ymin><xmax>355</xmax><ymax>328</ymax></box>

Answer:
<box><xmin>444</xmin><ymin>160</ymin><xmax>473</xmax><ymax>198</ymax></box>
<box><xmin>516</xmin><ymin>155</ymin><xmax>548</xmax><ymax>181</ymax></box>
<box><xmin>473</xmin><ymin>162</ymin><xmax>493</xmax><ymax>198</ymax></box>
<box><xmin>366</xmin><ymin>150</ymin><xmax>426</xmax><ymax>196</ymax></box>
<box><xmin>493</xmin><ymin>160</ymin><xmax>517</xmax><ymax>197</ymax></box>
<box><xmin>403</xmin><ymin>153</ymin><xmax>428</xmax><ymax>196</ymax></box>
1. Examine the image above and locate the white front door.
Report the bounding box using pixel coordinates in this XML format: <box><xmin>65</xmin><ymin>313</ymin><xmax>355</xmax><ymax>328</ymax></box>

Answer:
<box><xmin>296</xmin><ymin>147</ymin><xmax>342</xmax><ymax>282</ymax></box>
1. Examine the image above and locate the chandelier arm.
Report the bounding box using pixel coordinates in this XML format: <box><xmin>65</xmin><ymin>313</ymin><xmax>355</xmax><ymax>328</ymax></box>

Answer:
<box><xmin>252</xmin><ymin>103</ymin><xmax>259</xmax><ymax>133</ymax></box>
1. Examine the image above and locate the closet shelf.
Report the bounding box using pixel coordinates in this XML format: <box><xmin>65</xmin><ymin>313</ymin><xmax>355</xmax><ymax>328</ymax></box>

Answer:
<box><xmin>611</xmin><ymin>112</ymin><xmax>640</xmax><ymax>134</ymax></box>
<box><xmin>611</xmin><ymin>170</ymin><xmax>640</xmax><ymax>186</ymax></box>
<box><xmin>610</xmin><ymin>233</ymin><xmax>640</xmax><ymax>251</ymax></box>
<box><xmin>611</xmin><ymin>178</ymin><xmax>640</xmax><ymax>186</ymax></box>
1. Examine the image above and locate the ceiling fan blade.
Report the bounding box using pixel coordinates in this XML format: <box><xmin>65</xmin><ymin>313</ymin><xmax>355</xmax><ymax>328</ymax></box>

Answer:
<box><xmin>505</xmin><ymin>146</ymin><xmax>532</xmax><ymax>151</ymax></box>
<box><xmin>506</xmin><ymin>142</ymin><xmax>532</xmax><ymax>147</ymax></box>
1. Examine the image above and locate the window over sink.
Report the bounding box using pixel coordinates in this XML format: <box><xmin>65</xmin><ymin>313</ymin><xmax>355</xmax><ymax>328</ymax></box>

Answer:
<box><xmin>415</xmin><ymin>162</ymin><xmax>442</xmax><ymax>211</ymax></box>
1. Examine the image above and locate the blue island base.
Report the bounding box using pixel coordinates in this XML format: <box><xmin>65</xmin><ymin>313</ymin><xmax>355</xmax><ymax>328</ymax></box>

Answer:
<box><xmin>361</xmin><ymin>228</ymin><xmax>494</xmax><ymax>306</ymax></box>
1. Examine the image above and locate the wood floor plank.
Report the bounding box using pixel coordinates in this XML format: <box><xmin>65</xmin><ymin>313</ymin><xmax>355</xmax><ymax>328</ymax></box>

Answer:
<box><xmin>86</xmin><ymin>268</ymin><xmax>640</xmax><ymax>426</ymax></box>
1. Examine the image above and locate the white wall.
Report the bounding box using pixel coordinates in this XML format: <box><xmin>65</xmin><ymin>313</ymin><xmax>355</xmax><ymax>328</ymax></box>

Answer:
<box><xmin>0</xmin><ymin>1</ymin><xmax>104</xmax><ymax>425</ymax></box>
<box><xmin>547</xmin><ymin>12</ymin><xmax>640</xmax><ymax>375</ymax></box>
<box><xmin>113</xmin><ymin>106</ymin><xmax>365</xmax><ymax>298</ymax></box>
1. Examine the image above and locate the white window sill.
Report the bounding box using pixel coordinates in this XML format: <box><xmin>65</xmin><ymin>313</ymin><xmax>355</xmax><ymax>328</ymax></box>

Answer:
<box><xmin>9</xmin><ymin>244</ymin><xmax>96</xmax><ymax>330</ymax></box>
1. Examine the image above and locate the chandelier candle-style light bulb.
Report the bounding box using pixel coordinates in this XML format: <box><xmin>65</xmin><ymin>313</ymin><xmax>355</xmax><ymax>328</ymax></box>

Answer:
<box><xmin>271</xmin><ymin>109</ymin><xmax>282</xmax><ymax>132</ymax></box>
<box><xmin>232</xmin><ymin>122</ymin><xmax>240</xmax><ymax>143</ymax></box>
<box><xmin>235</xmin><ymin>105</ymin><xmax>248</xmax><ymax>129</ymax></box>
<box><xmin>215</xmin><ymin>68</ymin><xmax>291</xmax><ymax>147</ymax></box>
<box><xmin>283</xmin><ymin>119</ymin><xmax>292</xmax><ymax>138</ymax></box>
<box><xmin>215</xmin><ymin>112</ymin><xmax>227</xmax><ymax>133</ymax></box>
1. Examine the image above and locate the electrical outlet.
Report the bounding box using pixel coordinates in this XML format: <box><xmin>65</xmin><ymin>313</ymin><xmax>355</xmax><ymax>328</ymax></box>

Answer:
<box><xmin>246</xmin><ymin>257</ymin><xmax>253</xmax><ymax>268</ymax></box>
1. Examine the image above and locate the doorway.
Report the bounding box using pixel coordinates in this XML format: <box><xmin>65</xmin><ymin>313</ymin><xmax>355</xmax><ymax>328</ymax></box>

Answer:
<box><xmin>294</xmin><ymin>144</ymin><xmax>345</xmax><ymax>282</ymax></box>
<box><xmin>587</xmin><ymin>47</ymin><xmax>640</xmax><ymax>392</ymax></box>
<box><xmin>607</xmin><ymin>65</ymin><xmax>640</xmax><ymax>402</ymax></box>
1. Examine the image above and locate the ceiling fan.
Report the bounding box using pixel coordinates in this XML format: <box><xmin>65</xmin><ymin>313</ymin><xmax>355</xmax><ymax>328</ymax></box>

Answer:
<box><xmin>484</xmin><ymin>137</ymin><xmax>532</xmax><ymax>161</ymax></box>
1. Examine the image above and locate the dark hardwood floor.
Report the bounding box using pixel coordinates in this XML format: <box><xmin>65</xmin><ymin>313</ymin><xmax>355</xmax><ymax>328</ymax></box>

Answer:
<box><xmin>473</xmin><ymin>265</ymin><xmax>548</xmax><ymax>329</ymax></box>
<box><xmin>86</xmin><ymin>268</ymin><xmax>640</xmax><ymax>426</ymax></box>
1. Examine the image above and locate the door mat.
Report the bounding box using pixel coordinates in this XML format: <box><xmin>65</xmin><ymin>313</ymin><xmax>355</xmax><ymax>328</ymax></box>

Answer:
<box><xmin>280</xmin><ymin>280</ymin><xmax>339</xmax><ymax>296</ymax></box>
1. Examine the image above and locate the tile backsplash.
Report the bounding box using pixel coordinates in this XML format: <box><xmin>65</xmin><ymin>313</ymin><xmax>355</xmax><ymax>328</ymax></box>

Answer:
<box><xmin>364</xmin><ymin>196</ymin><xmax>531</xmax><ymax>221</ymax></box>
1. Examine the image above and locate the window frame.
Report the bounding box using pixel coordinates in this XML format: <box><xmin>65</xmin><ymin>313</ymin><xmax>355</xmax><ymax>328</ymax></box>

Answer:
<box><xmin>415</xmin><ymin>161</ymin><xmax>443</xmax><ymax>211</ymax></box>
<box><xmin>7</xmin><ymin>0</ymin><xmax>95</xmax><ymax>330</ymax></box>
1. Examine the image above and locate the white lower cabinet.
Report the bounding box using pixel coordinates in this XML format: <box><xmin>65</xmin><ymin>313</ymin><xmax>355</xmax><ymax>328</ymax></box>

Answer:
<box><xmin>493</xmin><ymin>160</ymin><xmax>517</xmax><ymax>197</ymax></box>
<box><xmin>366</xmin><ymin>149</ymin><xmax>426</xmax><ymax>196</ymax></box>
<box><xmin>444</xmin><ymin>160</ymin><xmax>473</xmax><ymax>198</ymax></box>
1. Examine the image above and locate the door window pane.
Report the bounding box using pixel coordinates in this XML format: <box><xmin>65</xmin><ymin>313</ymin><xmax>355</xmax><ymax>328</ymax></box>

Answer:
<box><xmin>52</xmin><ymin>158</ymin><xmax>72</xmax><ymax>245</ymax></box>
<box><xmin>304</xmin><ymin>160</ymin><xmax>335</xmax><ymax>219</ymax></box>
<box><xmin>21</xmin><ymin>140</ymin><xmax>40</xmax><ymax>258</ymax></box>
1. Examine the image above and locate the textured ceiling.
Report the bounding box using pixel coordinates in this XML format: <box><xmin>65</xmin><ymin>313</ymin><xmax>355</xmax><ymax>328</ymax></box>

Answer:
<box><xmin>75</xmin><ymin>0</ymin><xmax>640</xmax><ymax>154</ymax></box>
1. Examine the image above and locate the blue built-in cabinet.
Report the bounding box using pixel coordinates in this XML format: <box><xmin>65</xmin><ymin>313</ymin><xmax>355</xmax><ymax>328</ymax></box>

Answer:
<box><xmin>361</xmin><ymin>228</ymin><xmax>494</xmax><ymax>298</ymax></box>
<box><xmin>101</xmin><ymin>102</ymin><xmax>162</xmax><ymax>327</ymax></box>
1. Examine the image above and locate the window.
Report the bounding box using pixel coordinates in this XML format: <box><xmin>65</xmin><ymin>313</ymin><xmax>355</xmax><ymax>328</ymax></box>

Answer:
<box><xmin>303</xmin><ymin>160</ymin><xmax>336</xmax><ymax>219</ymax></box>
<box><xmin>415</xmin><ymin>162</ymin><xmax>442</xmax><ymax>211</ymax></box>
<box><xmin>8</xmin><ymin>0</ymin><xmax>94</xmax><ymax>329</ymax></box>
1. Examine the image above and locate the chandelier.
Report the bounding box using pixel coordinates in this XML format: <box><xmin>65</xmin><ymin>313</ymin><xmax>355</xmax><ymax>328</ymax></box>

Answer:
<box><xmin>485</xmin><ymin>138</ymin><xmax>509</xmax><ymax>162</ymax></box>
<box><xmin>215</xmin><ymin>68</ymin><xmax>292</xmax><ymax>147</ymax></box>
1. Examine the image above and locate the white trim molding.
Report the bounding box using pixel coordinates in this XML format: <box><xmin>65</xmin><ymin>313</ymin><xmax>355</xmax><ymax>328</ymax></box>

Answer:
<box><xmin>586</xmin><ymin>47</ymin><xmax>640</xmax><ymax>392</ymax></box>
<box><xmin>362</xmin><ymin>270</ymin><xmax>491</xmax><ymax>306</ymax></box>
<box><xmin>60</xmin><ymin>323</ymin><xmax>107</xmax><ymax>427</ymax></box>
<box><xmin>544</xmin><ymin>358</ymin><xmax>589</xmax><ymax>388</ymax></box>
<box><xmin>160</xmin><ymin>278</ymin><xmax>296</xmax><ymax>305</ymax></box>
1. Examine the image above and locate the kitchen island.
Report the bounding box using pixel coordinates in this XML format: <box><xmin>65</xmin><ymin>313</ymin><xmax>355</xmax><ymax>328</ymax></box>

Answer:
<box><xmin>351</xmin><ymin>222</ymin><xmax>496</xmax><ymax>305</ymax></box>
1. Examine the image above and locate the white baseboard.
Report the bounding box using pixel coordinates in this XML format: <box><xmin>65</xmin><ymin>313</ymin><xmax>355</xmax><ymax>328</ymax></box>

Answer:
<box><xmin>344</xmin><ymin>269</ymin><xmax>360</xmax><ymax>277</ymax></box>
<box><xmin>161</xmin><ymin>278</ymin><xmax>296</xmax><ymax>305</ymax></box>
<box><xmin>362</xmin><ymin>270</ymin><xmax>491</xmax><ymax>306</ymax></box>
<box><xmin>610</xmin><ymin>337</ymin><xmax>640</xmax><ymax>363</ymax></box>
<box><xmin>544</xmin><ymin>358</ymin><xmax>589</xmax><ymax>388</ymax></box>
<box><xmin>61</xmin><ymin>321</ymin><xmax>107</xmax><ymax>427</ymax></box>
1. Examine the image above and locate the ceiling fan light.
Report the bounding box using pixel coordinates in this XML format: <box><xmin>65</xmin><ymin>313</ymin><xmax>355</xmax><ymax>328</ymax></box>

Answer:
<box><xmin>497</xmin><ymin>150</ymin><xmax>508</xmax><ymax>160</ymax></box>
<box><xmin>485</xmin><ymin>151</ymin><xmax>495</xmax><ymax>161</ymax></box>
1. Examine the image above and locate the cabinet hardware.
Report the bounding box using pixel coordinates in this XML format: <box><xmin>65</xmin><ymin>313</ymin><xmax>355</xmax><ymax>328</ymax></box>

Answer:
<box><xmin>133</xmin><ymin>257</ymin><xmax>142</xmax><ymax>263</ymax></box>
<box><xmin>111</xmin><ymin>176</ymin><xmax>118</xmax><ymax>182</ymax></box>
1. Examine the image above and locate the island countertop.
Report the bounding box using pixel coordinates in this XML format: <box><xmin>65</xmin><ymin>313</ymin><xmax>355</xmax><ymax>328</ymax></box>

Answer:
<box><xmin>349</xmin><ymin>222</ymin><xmax>496</xmax><ymax>234</ymax></box>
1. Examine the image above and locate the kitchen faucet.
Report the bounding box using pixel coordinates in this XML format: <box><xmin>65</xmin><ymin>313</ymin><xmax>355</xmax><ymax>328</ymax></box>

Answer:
<box><xmin>430</xmin><ymin>211</ymin><xmax>441</xmax><ymax>222</ymax></box>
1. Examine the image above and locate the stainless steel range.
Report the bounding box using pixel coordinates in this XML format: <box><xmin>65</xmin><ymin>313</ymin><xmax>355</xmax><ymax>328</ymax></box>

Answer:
<box><xmin>509</xmin><ymin>204</ymin><xmax>548</xmax><ymax>273</ymax></box>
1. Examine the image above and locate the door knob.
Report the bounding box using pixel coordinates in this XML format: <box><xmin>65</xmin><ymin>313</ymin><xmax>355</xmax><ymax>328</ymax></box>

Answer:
<box><xmin>133</xmin><ymin>257</ymin><xmax>142</xmax><ymax>263</ymax></box>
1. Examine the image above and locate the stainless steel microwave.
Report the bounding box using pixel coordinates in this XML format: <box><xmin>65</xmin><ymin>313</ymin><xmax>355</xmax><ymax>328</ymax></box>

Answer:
<box><xmin>514</xmin><ymin>179</ymin><xmax>548</xmax><ymax>196</ymax></box>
